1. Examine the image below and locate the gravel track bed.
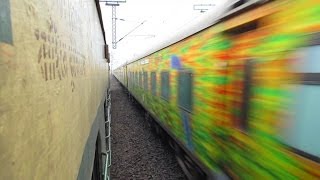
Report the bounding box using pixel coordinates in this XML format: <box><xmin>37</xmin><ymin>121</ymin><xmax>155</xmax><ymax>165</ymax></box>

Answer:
<box><xmin>110</xmin><ymin>76</ymin><xmax>186</xmax><ymax>180</ymax></box>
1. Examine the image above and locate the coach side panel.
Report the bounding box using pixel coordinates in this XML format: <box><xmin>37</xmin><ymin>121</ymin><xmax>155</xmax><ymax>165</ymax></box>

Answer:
<box><xmin>124</xmin><ymin>0</ymin><xmax>320</xmax><ymax>178</ymax></box>
<box><xmin>0</xmin><ymin>0</ymin><xmax>109</xmax><ymax>179</ymax></box>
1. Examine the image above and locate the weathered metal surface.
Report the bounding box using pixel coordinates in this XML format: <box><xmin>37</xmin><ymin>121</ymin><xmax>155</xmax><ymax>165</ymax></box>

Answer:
<box><xmin>0</xmin><ymin>0</ymin><xmax>109</xmax><ymax>179</ymax></box>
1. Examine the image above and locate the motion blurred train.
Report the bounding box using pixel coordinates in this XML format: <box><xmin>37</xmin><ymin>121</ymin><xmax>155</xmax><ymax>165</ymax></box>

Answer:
<box><xmin>0</xmin><ymin>0</ymin><xmax>110</xmax><ymax>179</ymax></box>
<box><xmin>114</xmin><ymin>0</ymin><xmax>320</xmax><ymax>179</ymax></box>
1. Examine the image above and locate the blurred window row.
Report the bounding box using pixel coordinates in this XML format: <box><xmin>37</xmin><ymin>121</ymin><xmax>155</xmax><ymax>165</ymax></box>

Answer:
<box><xmin>131</xmin><ymin>70</ymin><xmax>193</xmax><ymax>112</ymax></box>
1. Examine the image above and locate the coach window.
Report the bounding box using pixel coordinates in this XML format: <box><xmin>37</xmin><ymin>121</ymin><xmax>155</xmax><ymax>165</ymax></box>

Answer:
<box><xmin>282</xmin><ymin>38</ymin><xmax>320</xmax><ymax>161</ymax></box>
<box><xmin>137</xmin><ymin>72</ymin><xmax>139</xmax><ymax>86</ymax></box>
<box><xmin>136</xmin><ymin>72</ymin><xmax>138</xmax><ymax>87</ymax></box>
<box><xmin>132</xmin><ymin>72</ymin><xmax>134</xmax><ymax>86</ymax></box>
<box><xmin>134</xmin><ymin>72</ymin><xmax>137</xmax><ymax>87</ymax></box>
<box><xmin>143</xmin><ymin>72</ymin><xmax>148</xmax><ymax>90</ymax></box>
<box><xmin>139</xmin><ymin>72</ymin><xmax>143</xmax><ymax>88</ymax></box>
<box><xmin>161</xmin><ymin>71</ymin><xmax>170</xmax><ymax>101</ymax></box>
<box><xmin>128</xmin><ymin>72</ymin><xmax>130</xmax><ymax>87</ymax></box>
<box><xmin>178</xmin><ymin>71</ymin><xmax>193</xmax><ymax>112</ymax></box>
<box><xmin>136</xmin><ymin>72</ymin><xmax>139</xmax><ymax>87</ymax></box>
<box><xmin>151</xmin><ymin>72</ymin><xmax>156</xmax><ymax>96</ymax></box>
<box><xmin>135</xmin><ymin>72</ymin><xmax>138</xmax><ymax>86</ymax></box>
<box><xmin>130</xmin><ymin>72</ymin><xmax>133</xmax><ymax>85</ymax></box>
<box><xmin>130</xmin><ymin>72</ymin><xmax>132</xmax><ymax>86</ymax></box>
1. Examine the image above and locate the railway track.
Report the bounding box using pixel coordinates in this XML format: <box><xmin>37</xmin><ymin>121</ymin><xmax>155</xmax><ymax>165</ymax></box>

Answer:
<box><xmin>110</xmin><ymin>76</ymin><xmax>186</xmax><ymax>179</ymax></box>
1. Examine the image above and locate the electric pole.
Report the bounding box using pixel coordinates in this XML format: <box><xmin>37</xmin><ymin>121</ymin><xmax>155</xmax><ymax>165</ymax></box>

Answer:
<box><xmin>100</xmin><ymin>0</ymin><xmax>126</xmax><ymax>49</ymax></box>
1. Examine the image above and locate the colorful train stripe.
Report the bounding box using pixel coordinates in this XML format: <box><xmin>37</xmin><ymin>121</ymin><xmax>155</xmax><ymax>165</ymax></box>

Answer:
<box><xmin>114</xmin><ymin>0</ymin><xmax>320</xmax><ymax>178</ymax></box>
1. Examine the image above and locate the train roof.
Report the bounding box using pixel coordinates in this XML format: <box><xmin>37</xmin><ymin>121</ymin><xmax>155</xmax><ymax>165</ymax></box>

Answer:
<box><xmin>117</xmin><ymin>0</ymin><xmax>268</xmax><ymax>69</ymax></box>
<box><xmin>95</xmin><ymin>0</ymin><xmax>107</xmax><ymax>45</ymax></box>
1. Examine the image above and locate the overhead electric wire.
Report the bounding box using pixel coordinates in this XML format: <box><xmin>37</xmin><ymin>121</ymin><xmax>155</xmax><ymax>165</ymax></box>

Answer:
<box><xmin>116</xmin><ymin>20</ymin><xmax>147</xmax><ymax>43</ymax></box>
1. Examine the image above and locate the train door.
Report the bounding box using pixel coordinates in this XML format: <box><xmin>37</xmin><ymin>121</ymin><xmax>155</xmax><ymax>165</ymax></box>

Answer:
<box><xmin>225</xmin><ymin>59</ymin><xmax>253</xmax><ymax>130</ymax></box>
<box><xmin>91</xmin><ymin>134</ymin><xmax>103</xmax><ymax>180</ymax></box>
<box><xmin>224</xmin><ymin>20</ymin><xmax>258</xmax><ymax>130</ymax></box>
<box><xmin>177</xmin><ymin>70</ymin><xmax>194</xmax><ymax>150</ymax></box>
<box><xmin>176</xmin><ymin>70</ymin><xmax>208</xmax><ymax>179</ymax></box>
<box><xmin>213</xmin><ymin>19</ymin><xmax>260</xmax><ymax>176</ymax></box>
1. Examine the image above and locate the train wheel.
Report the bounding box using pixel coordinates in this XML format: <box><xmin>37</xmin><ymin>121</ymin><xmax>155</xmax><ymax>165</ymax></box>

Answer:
<box><xmin>176</xmin><ymin>154</ymin><xmax>204</xmax><ymax>180</ymax></box>
<box><xmin>154</xmin><ymin>123</ymin><xmax>161</xmax><ymax>135</ymax></box>
<box><xmin>144</xmin><ymin>112</ymin><xmax>153</xmax><ymax>129</ymax></box>
<box><xmin>169</xmin><ymin>140</ymin><xmax>205</xmax><ymax>180</ymax></box>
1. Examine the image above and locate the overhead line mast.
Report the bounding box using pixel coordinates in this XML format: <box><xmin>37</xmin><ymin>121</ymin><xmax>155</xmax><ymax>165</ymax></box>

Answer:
<box><xmin>100</xmin><ymin>0</ymin><xmax>126</xmax><ymax>49</ymax></box>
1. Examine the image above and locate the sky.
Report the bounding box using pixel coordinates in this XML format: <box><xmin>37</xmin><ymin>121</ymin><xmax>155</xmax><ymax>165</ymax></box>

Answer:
<box><xmin>99</xmin><ymin>0</ymin><xmax>227</xmax><ymax>69</ymax></box>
